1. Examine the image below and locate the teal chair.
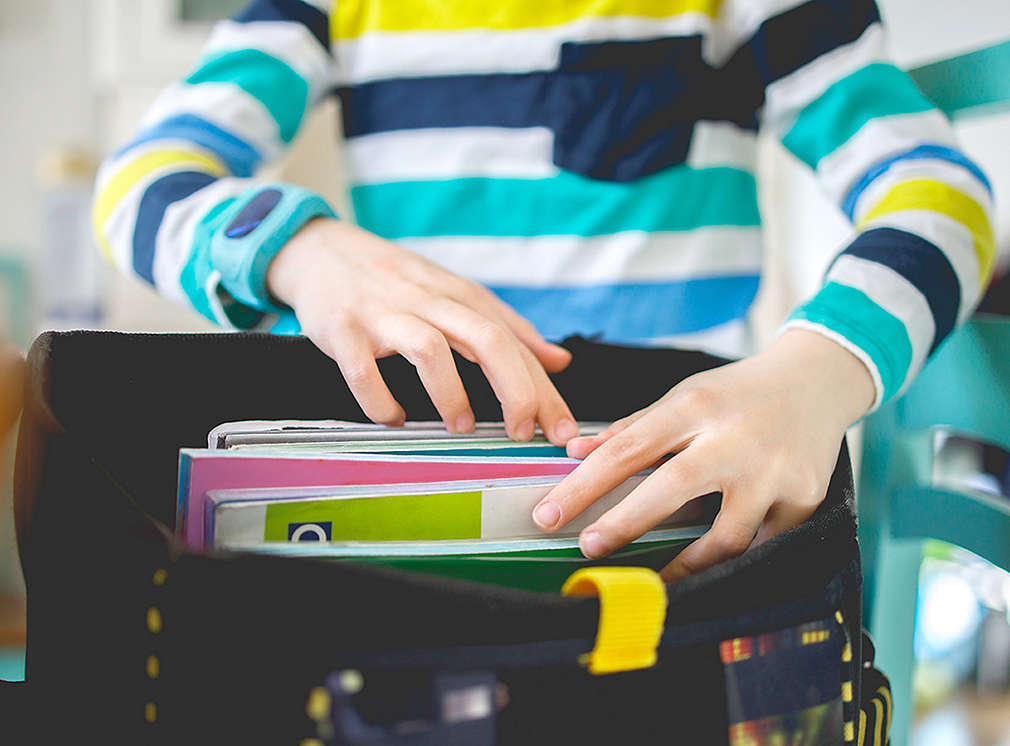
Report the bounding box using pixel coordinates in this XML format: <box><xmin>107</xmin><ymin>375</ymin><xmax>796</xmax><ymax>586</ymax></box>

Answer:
<box><xmin>859</xmin><ymin>39</ymin><xmax>1010</xmax><ymax>746</ymax></box>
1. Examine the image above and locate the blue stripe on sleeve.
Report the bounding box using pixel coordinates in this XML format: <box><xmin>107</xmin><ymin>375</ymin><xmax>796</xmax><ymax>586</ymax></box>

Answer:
<box><xmin>835</xmin><ymin>227</ymin><xmax>961</xmax><ymax>354</ymax></box>
<box><xmin>488</xmin><ymin>275</ymin><xmax>760</xmax><ymax>341</ymax></box>
<box><xmin>116</xmin><ymin>113</ymin><xmax>263</xmax><ymax>177</ymax></box>
<box><xmin>234</xmin><ymin>0</ymin><xmax>330</xmax><ymax>51</ymax></box>
<box><xmin>841</xmin><ymin>144</ymin><xmax>993</xmax><ymax>219</ymax></box>
<box><xmin>133</xmin><ymin>171</ymin><xmax>218</xmax><ymax>285</ymax></box>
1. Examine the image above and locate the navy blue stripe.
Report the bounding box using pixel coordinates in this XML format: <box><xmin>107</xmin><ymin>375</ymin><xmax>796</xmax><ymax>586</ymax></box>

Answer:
<box><xmin>116</xmin><ymin>113</ymin><xmax>262</xmax><ymax>177</ymax></box>
<box><xmin>841</xmin><ymin>143</ymin><xmax>993</xmax><ymax>219</ymax></box>
<box><xmin>839</xmin><ymin>227</ymin><xmax>960</xmax><ymax>354</ymax></box>
<box><xmin>734</xmin><ymin>0</ymin><xmax>880</xmax><ymax>88</ymax></box>
<box><xmin>336</xmin><ymin>0</ymin><xmax>877</xmax><ymax>182</ymax></box>
<box><xmin>234</xmin><ymin>0</ymin><xmax>330</xmax><ymax>52</ymax></box>
<box><xmin>488</xmin><ymin>275</ymin><xmax>759</xmax><ymax>341</ymax></box>
<box><xmin>339</xmin><ymin>37</ymin><xmax>754</xmax><ymax>182</ymax></box>
<box><xmin>133</xmin><ymin>171</ymin><xmax>218</xmax><ymax>285</ymax></box>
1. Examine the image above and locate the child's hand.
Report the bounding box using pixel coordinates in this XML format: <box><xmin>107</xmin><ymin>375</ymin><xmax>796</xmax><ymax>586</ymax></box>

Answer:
<box><xmin>531</xmin><ymin>328</ymin><xmax>875</xmax><ymax>580</ymax></box>
<box><xmin>266</xmin><ymin>218</ymin><xmax>578</xmax><ymax>444</ymax></box>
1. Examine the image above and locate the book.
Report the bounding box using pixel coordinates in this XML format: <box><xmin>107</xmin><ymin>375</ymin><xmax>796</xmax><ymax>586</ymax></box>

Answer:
<box><xmin>208</xmin><ymin>419</ymin><xmax>608</xmax><ymax>451</ymax></box>
<box><xmin>178</xmin><ymin>449</ymin><xmax>581</xmax><ymax>549</ymax></box>
<box><xmin>207</xmin><ymin>474</ymin><xmax>715</xmax><ymax>548</ymax></box>
<box><xmin>181</xmin><ymin>420</ymin><xmax>715</xmax><ymax>591</ymax></box>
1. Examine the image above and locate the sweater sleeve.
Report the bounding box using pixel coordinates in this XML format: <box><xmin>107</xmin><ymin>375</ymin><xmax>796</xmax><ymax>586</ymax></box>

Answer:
<box><xmin>92</xmin><ymin>0</ymin><xmax>336</xmax><ymax>330</ymax></box>
<box><xmin>737</xmin><ymin>0</ymin><xmax>995</xmax><ymax>409</ymax></box>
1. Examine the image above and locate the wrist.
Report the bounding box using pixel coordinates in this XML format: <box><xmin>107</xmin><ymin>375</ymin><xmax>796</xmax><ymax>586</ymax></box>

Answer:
<box><xmin>762</xmin><ymin>328</ymin><xmax>876</xmax><ymax>427</ymax></box>
<box><xmin>264</xmin><ymin>216</ymin><xmax>340</xmax><ymax>307</ymax></box>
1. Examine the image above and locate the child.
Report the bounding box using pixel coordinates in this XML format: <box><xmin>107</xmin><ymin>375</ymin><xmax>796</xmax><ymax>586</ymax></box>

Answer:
<box><xmin>93</xmin><ymin>0</ymin><xmax>994</xmax><ymax>579</ymax></box>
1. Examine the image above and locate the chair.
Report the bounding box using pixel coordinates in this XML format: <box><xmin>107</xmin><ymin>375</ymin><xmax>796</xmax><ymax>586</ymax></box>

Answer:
<box><xmin>859</xmin><ymin>315</ymin><xmax>1010</xmax><ymax>746</ymax></box>
<box><xmin>859</xmin><ymin>38</ymin><xmax>1010</xmax><ymax>746</ymax></box>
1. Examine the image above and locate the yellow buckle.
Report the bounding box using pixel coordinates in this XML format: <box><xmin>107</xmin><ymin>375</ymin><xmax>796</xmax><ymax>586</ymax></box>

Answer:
<box><xmin>562</xmin><ymin>567</ymin><xmax>667</xmax><ymax>675</ymax></box>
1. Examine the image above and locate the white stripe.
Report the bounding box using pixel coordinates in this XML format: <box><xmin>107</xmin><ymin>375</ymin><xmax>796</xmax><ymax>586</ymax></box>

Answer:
<box><xmin>98</xmin><ymin>139</ymin><xmax>228</xmax><ymax>275</ymax></box>
<box><xmin>827</xmin><ymin>254</ymin><xmax>935</xmax><ymax>387</ymax></box>
<box><xmin>685</xmin><ymin>120</ymin><xmax>758</xmax><ymax>170</ymax></box>
<box><xmin>141</xmin><ymin>81</ymin><xmax>284</xmax><ymax>163</ymax></box>
<box><xmin>646</xmin><ymin>317</ymin><xmax>752</xmax><ymax>359</ymax></box>
<box><xmin>781</xmin><ymin>319</ymin><xmax>885</xmax><ymax>411</ymax></box>
<box><xmin>345</xmin><ymin>127</ymin><xmax>558</xmax><ymax>183</ymax></box>
<box><xmin>850</xmin><ymin>156</ymin><xmax>994</xmax><ymax>226</ymax></box>
<box><xmin>858</xmin><ymin>209</ymin><xmax>982</xmax><ymax>324</ymax></box>
<box><xmin>332</xmin><ymin>14</ymin><xmax>716</xmax><ymax>83</ymax></box>
<box><xmin>397</xmin><ymin>227</ymin><xmax>763</xmax><ymax>288</ymax></box>
<box><xmin>817</xmin><ymin>111</ymin><xmax>957</xmax><ymax>205</ymax></box>
<box><xmin>153</xmin><ymin>178</ymin><xmax>250</xmax><ymax>305</ymax></box>
<box><xmin>762</xmin><ymin>23</ymin><xmax>887</xmax><ymax>137</ymax></box>
<box><xmin>205</xmin><ymin>19</ymin><xmax>334</xmax><ymax>102</ymax></box>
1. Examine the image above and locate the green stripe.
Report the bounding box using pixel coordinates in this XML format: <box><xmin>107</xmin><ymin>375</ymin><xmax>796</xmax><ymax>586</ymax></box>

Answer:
<box><xmin>186</xmin><ymin>49</ymin><xmax>308</xmax><ymax>143</ymax></box>
<box><xmin>909</xmin><ymin>39</ymin><xmax>1010</xmax><ymax>120</ymax></box>
<box><xmin>788</xmin><ymin>282</ymin><xmax>913</xmax><ymax>403</ymax></box>
<box><xmin>264</xmin><ymin>491</ymin><xmax>483</xmax><ymax>541</ymax></box>
<box><xmin>350</xmin><ymin>166</ymin><xmax>760</xmax><ymax>239</ymax></box>
<box><xmin>783</xmin><ymin>63</ymin><xmax>935</xmax><ymax>169</ymax></box>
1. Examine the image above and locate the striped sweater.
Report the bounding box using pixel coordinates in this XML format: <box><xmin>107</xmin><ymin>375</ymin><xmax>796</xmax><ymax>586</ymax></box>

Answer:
<box><xmin>93</xmin><ymin>0</ymin><xmax>995</xmax><ymax>410</ymax></box>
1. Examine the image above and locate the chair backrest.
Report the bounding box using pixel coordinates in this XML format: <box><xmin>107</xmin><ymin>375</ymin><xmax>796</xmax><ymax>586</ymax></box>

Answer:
<box><xmin>858</xmin><ymin>37</ymin><xmax>1010</xmax><ymax>746</ymax></box>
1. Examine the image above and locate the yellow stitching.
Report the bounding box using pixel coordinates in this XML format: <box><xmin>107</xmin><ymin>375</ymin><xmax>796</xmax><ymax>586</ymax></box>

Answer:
<box><xmin>147</xmin><ymin>607</ymin><xmax>163</xmax><ymax>634</ymax></box>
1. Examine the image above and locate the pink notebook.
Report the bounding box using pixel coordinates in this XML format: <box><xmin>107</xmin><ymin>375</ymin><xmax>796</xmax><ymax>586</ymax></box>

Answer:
<box><xmin>177</xmin><ymin>450</ymin><xmax>580</xmax><ymax>549</ymax></box>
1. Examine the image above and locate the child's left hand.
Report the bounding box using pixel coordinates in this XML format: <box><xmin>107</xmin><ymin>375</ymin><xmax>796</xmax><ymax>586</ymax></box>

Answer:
<box><xmin>531</xmin><ymin>328</ymin><xmax>876</xmax><ymax>580</ymax></box>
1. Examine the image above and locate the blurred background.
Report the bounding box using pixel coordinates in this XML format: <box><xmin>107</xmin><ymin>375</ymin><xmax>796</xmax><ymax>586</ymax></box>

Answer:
<box><xmin>0</xmin><ymin>1</ymin><xmax>1008</xmax><ymax>743</ymax></box>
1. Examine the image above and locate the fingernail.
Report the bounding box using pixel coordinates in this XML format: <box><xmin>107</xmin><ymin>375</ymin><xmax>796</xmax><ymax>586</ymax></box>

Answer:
<box><xmin>453</xmin><ymin>412</ymin><xmax>475</xmax><ymax>434</ymax></box>
<box><xmin>580</xmin><ymin>530</ymin><xmax>608</xmax><ymax>559</ymax></box>
<box><xmin>554</xmin><ymin>418</ymin><xmax>578</xmax><ymax>443</ymax></box>
<box><xmin>516</xmin><ymin>418</ymin><xmax>535</xmax><ymax>441</ymax></box>
<box><xmin>533</xmin><ymin>501</ymin><xmax>561</xmax><ymax>529</ymax></box>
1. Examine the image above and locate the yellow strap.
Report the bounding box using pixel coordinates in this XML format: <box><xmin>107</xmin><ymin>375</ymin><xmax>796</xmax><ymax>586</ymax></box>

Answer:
<box><xmin>562</xmin><ymin>566</ymin><xmax>667</xmax><ymax>675</ymax></box>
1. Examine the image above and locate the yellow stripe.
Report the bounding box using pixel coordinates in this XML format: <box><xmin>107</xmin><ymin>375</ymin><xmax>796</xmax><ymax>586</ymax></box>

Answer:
<box><xmin>873</xmin><ymin>697</ymin><xmax>884</xmax><ymax>746</ymax></box>
<box><xmin>842</xmin><ymin>680</ymin><xmax>853</xmax><ymax>703</ymax></box>
<box><xmin>333</xmin><ymin>0</ymin><xmax>721</xmax><ymax>38</ymax></box>
<box><xmin>842</xmin><ymin>643</ymin><xmax>852</xmax><ymax>663</ymax></box>
<box><xmin>859</xmin><ymin>178</ymin><xmax>995</xmax><ymax>287</ymax></box>
<box><xmin>858</xmin><ymin>709</ymin><xmax>867</xmax><ymax>746</ymax></box>
<box><xmin>844</xmin><ymin>720</ymin><xmax>855</xmax><ymax>742</ymax></box>
<box><xmin>878</xmin><ymin>686</ymin><xmax>892</xmax><ymax>742</ymax></box>
<box><xmin>93</xmin><ymin>148</ymin><xmax>228</xmax><ymax>260</ymax></box>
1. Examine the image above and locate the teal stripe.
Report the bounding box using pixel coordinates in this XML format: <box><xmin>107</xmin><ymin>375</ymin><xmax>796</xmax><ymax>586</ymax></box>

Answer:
<box><xmin>185</xmin><ymin>49</ymin><xmax>308</xmax><ymax>143</ymax></box>
<box><xmin>180</xmin><ymin>196</ymin><xmax>239</xmax><ymax>323</ymax></box>
<box><xmin>788</xmin><ymin>282</ymin><xmax>913</xmax><ymax>403</ymax></box>
<box><xmin>350</xmin><ymin>166</ymin><xmax>760</xmax><ymax>239</ymax></box>
<box><xmin>782</xmin><ymin>63</ymin><xmax>936</xmax><ymax>169</ymax></box>
<box><xmin>909</xmin><ymin>39</ymin><xmax>1010</xmax><ymax>120</ymax></box>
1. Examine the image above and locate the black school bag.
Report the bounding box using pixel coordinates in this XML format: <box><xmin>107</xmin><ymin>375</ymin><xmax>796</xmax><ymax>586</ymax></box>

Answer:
<box><xmin>8</xmin><ymin>332</ymin><xmax>886</xmax><ymax>744</ymax></box>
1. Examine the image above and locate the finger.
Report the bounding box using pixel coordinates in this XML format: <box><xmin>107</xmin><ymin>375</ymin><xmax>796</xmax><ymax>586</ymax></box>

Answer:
<box><xmin>577</xmin><ymin>448</ymin><xmax>716</xmax><ymax>558</ymax></box>
<box><xmin>414</xmin><ymin>298</ymin><xmax>540</xmax><ymax>440</ymax></box>
<box><xmin>750</xmin><ymin>501</ymin><xmax>818</xmax><ymax>548</ymax></box>
<box><xmin>566</xmin><ymin>411</ymin><xmax>643</xmax><ymax>459</ymax></box>
<box><xmin>516</xmin><ymin>344</ymin><xmax>579</xmax><ymax>446</ymax></box>
<box><xmin>566</xmin><ymin>389</ymin><xmax>680</xmax><ymax>459</ymax></box>
<box><xmin>533</xmin><ymin>407</ymin><xmax>686</xmax><ymax>532</ymax></box>
<box><xmin>372</xmin><ymin>314</ymin><xmax>475</xmax><ymax>433</ymax></box>
<box><xmin>660</xmin><ymin>492</ymin><xmax>769</xmax><ymax>582</ymax></box>
<box><xmin>462</xmin><ymin>286</ymin><xmax>573</xmax><ymax>374</ymax></box>
<box><xmin>309</xmin><ymin>322</ymin><xmax>406</xmax><ymax>426</ymax></box>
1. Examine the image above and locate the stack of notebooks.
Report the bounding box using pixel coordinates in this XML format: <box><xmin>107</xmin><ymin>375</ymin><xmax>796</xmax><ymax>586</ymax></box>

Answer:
<box><xmin>177</xmin><ymin>421</ymin><xmax>717</xmax><ymax>591</ymax></box>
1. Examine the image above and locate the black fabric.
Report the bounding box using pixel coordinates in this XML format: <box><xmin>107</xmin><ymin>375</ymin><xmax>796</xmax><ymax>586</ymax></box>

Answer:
<box><xmin>11</xmin><ymin>332</ymin><xmax>862</xmax><ymax>744</ymax></box>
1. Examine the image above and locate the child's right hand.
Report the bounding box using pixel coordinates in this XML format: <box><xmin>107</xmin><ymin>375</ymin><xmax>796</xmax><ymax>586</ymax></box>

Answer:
<box><xmin>266</xmin><ymin>217</ymin><xmax>578</xmax><ymax>445</ymax></box>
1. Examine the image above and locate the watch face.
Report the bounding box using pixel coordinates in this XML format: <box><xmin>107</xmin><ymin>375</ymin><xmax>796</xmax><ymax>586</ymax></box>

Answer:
<box><xmin>225</xmin><ymin>188</ymin><xmax>284</xmax><ymax>238</ymax></box>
